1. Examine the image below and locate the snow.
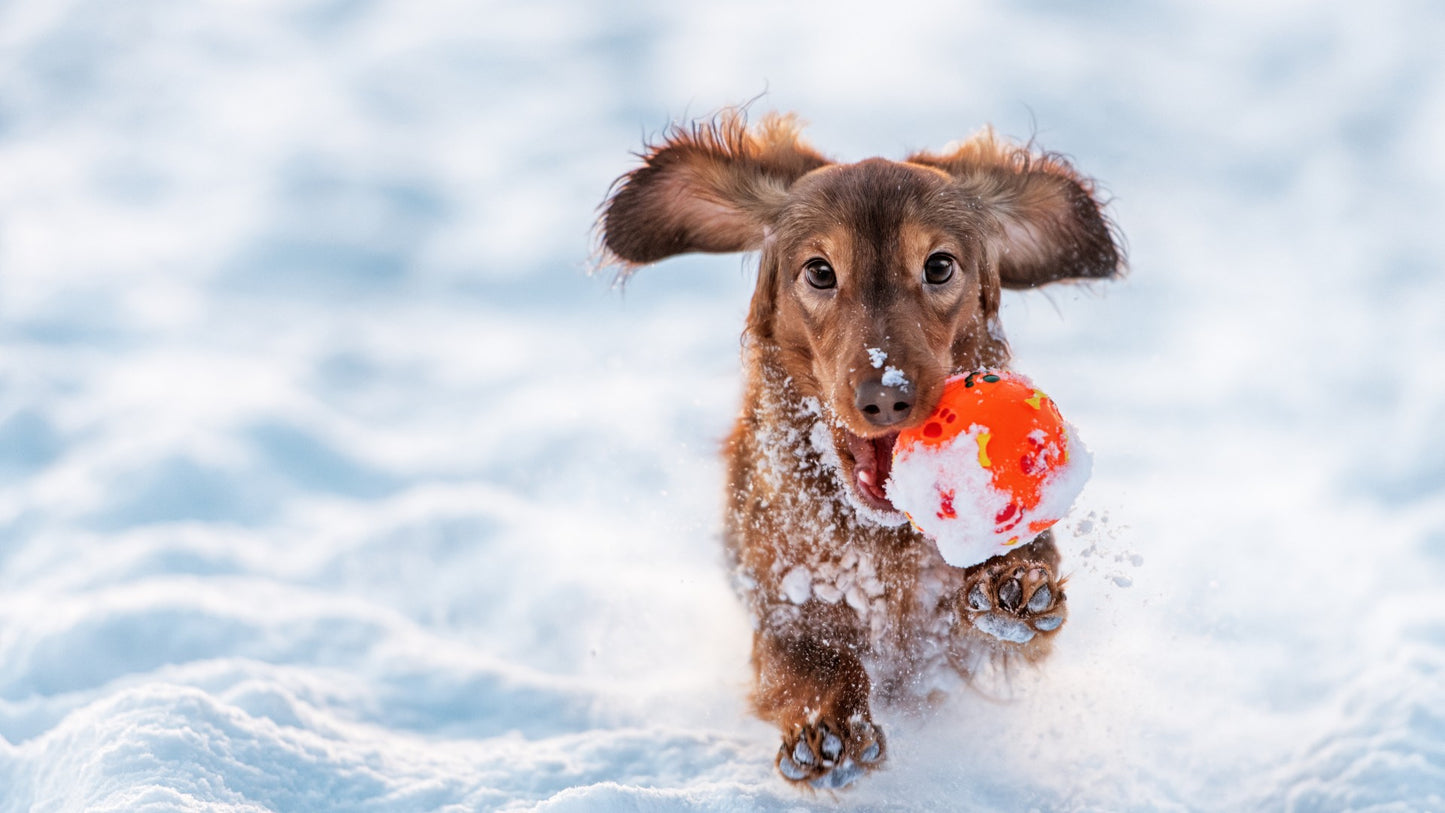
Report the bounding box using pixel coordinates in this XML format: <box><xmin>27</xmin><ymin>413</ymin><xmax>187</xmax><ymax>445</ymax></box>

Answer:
<box><xmin>2</xmin><ymin>0</ymin><xmax>1444</xmax><ymax>810</ymax></box>
<box><xmin>887</xmin><ymin>424</ymin><xmax>1007</xmax><ymax>562</ymax></box>
<box><xmin>779</xmin><ymin>566</ymin><xmax>812</xmax><ymax>605</ymax></box>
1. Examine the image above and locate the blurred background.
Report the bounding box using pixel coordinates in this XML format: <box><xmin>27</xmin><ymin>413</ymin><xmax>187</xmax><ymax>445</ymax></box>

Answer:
<box><xmin>1</xmin><ymin>1</ymin><xmax>1442</xmax><ymax>810</ymax></box>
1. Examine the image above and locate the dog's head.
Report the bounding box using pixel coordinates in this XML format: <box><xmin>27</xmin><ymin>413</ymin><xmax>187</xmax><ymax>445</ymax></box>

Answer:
<box><xmin>599</xmin><ymin>112</ymin><xmax>1122</xmax><ymax>520</ymax></box>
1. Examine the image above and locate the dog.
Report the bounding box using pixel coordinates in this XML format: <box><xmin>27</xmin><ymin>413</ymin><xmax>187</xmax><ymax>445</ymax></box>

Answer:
<box><xmin>598</xmin><ymin>111</ymin><xmax>1122</xmax><ymax>789</ymax></box>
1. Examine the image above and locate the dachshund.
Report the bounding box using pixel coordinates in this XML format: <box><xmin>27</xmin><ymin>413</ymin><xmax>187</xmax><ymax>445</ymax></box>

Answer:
<box><xmin>598</xmin><ymin>111</ymin><xmax>1122</xmax><ymax>789</ymax></box>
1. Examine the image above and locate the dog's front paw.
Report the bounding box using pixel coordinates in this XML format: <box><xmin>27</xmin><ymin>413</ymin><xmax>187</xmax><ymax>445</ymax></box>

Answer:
<box><xmin>775</xmin><ymin>716</ymin><xmax>886</xmax><ymax>790</ymax></box>
<box><xmin>958</xmin><ymin>559</ymin><xmax>1066</xmax><ymax>644</ymax></box>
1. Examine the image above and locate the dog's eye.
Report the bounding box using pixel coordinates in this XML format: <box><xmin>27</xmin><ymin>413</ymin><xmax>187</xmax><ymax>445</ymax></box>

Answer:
<box><xmin>923</xmin><ymin>253</ymin><xmax>955</xmax><ymax>285</ymax></box>
<box><xmin>804</xmin><ymin>259</ymin><xmax>837</xmax><ymax>290</ymax></box>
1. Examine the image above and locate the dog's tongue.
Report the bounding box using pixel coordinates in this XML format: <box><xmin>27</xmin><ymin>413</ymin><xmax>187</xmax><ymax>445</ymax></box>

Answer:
<box><xmin>853</xmin><ymin>433</ymin><xmax>899</xmax><ymax>506</ymax></box>
<box><xmin>874</xmin><ymin>435</ymin><xmax>895</xmax><ymax>483</ymax></box>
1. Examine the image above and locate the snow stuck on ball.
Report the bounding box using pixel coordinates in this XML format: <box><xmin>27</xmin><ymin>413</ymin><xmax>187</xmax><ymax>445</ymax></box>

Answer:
<box><xmin>884</xmin><ymin>370</ymin><xmax>1092</xmax><ymax>568</ymax></box>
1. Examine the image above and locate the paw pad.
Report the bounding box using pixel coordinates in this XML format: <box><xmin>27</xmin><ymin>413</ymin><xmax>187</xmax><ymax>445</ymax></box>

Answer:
<box><xmin>1026</xmin><ymin>583</ymin><xmax>1052</xmax><ymax>613</ymax></box>
<box><xmin>775</xmin><ymin>719</ymin><xmax>886</xmax><ymax>789</ymax></box>
<box><xmin>959</xmin><ymin>560</ymin><xmax>1066</xmax><ymax>644</ymax></box>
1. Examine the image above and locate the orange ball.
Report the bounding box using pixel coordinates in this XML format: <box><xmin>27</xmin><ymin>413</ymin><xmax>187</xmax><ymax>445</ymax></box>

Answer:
<box><xmin>888</xmin><ymin>370</ymin><xmax>1088</xmax><ymax>566</ymax></box>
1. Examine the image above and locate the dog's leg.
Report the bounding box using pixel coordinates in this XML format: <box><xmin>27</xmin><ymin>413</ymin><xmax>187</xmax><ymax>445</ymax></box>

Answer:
<box><xmin>751</xmin><ymin>623</ymin><xmax>887</xmax><ymax>789</ymax></box>
<box><xmin>953</xmin><ymin>531</ymin><xmax>1068</xmax><ymax>653</ymax></box>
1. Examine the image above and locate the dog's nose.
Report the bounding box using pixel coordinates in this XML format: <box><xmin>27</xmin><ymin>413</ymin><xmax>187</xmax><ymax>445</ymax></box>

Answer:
<box><xmin>855</xmin><ymin>379</ymin><xmax>913</xmax><ymax>427</ymax></box>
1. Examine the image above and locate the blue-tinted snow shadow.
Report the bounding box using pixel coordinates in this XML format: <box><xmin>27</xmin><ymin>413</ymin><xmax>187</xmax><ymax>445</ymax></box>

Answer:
<box><xmin>245</xmin><ymin>420</ymin><xmax>402</xmax><ymax>500</ymax></box>
<box><xmin>91</xmin><ymin>421</ymin><xmax>405</xmax><ymax>531</ymax></box>
<box><xmin>91</xmin><ymin>455</ymin><xmax>283</xmax><ymax>529</ymax></box>
<box><xmin>0</xmin><ymin>410</ymin><xmax>63</xmax><ymax>481</ymax></box>
<box><xmin>216</xmin><ymin>154</ymin><xmax>448</xmax><ymax>301</ymax></box>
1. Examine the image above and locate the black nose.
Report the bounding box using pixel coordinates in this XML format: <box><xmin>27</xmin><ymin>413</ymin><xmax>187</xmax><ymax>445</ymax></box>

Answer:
<box><xmin>855</xmin><ymin>379</ymin><xmax>914</xmax><ymax>427</ymax></box>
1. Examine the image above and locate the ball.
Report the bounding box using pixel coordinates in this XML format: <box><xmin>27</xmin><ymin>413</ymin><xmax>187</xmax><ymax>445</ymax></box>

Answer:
<box><xmin>884</xmin><ymin>370</ymin><xmax>1091</xmax><ymax>568</ymax></box>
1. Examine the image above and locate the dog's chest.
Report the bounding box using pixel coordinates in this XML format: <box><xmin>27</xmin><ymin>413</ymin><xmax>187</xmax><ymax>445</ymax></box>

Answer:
<box><xmin>773</xmin><ymin>543</ymin><xmax>891</xmax><ymax>642</ymax></box>
<box><xmin>739</xmin><ymin>391</ymin><xmax>960</xmax><ymax>654</ymax></box>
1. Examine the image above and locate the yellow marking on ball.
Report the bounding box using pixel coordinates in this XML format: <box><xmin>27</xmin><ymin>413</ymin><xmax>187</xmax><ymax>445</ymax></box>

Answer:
<box><xmin>977</xmin><ymin>431</ymin><xmax>993</xmax><ymax>468</ymax></box>
<box><xmin>1025</xmin><ymin>391</ymin><xmax>1044</xmax><ymax>410</ymax></box>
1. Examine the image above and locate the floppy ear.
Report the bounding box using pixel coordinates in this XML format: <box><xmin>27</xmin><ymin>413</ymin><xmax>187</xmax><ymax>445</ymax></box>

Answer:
<box><xmin>599</xmin><ymin>111</ymin><xmax>830</xmax><ymax>270</ymax></box>
<box><xmin>909</xmin><ymin>129</ymin><xmax>1123</xmax><ymax>289</ymax></box>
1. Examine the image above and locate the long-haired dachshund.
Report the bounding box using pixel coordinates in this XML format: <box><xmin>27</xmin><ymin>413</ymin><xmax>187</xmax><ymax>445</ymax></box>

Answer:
<box><xmin>599</xmin><ymin>111</ymin><xmax>1123</xmax><ymax>789</ymax></box>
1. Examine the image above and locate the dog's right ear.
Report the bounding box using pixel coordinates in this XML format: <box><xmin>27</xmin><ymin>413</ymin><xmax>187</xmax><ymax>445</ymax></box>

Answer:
<box><xmin>909</xmin><ymin>128</ymin><xmax>1123</xmax><ymax>290</ymax></box>
<box><xmin>599</xmin><ymin>112</ymin><xmax>830</xmax><ymax>270</ymax></box>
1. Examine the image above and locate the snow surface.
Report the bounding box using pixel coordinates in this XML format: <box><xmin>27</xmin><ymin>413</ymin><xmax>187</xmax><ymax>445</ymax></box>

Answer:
<box><xmin>2</xmin><ymin>0</ymin><xmax>1444</xmax><ymax>810</ymax></box>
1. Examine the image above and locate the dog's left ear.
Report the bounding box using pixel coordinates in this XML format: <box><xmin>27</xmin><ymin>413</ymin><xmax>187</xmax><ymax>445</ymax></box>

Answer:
<box><xmin>599</xmin><ymin>111</ymin><xmax>830</xmax><ymax>271</ymax></box>
<box><xmin>909</xmin><ymin>129</ymin><xmax>1124</xmax><ymax>289</ymax></box>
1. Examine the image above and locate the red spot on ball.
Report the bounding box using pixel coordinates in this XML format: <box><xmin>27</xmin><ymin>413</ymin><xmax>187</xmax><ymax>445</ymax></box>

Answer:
<box><xmin>937</xmin><ymin>488</ymin><xmax>957</xmax><ymax>520</ymax></box>
<box><xmin>923</xmin><ymin>422</ymin><xmax>943</xmax><ymax>438</ymax></box>
<box><xmin>995</xmin><ymin>501</ymin><xmax>1021</xmax><ymax>532</ymax></box>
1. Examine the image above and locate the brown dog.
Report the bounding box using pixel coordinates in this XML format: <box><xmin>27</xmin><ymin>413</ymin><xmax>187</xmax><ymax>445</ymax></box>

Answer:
<box><xmin>599</xmin><ymin>111</ymin><xmax>1122</xmax><ymax>789</ymax></box>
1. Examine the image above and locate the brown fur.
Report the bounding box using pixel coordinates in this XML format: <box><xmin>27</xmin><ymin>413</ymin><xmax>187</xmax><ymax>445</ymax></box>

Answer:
<box><xmin>599</xmin><ymin>110</ymin><xmax>1123</xmax><ymax>788</ymax></box>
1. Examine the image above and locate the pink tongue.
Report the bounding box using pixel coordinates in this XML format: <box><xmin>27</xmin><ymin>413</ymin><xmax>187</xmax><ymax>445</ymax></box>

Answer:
<box><xmin>857</xmin><ymin>435</ymin><xmax>897</xmax><ymax>501</ymax></box>
<box><xmin>857</xmin><ymin>468</ymin><xmax>887</xmax><ymax>501</ymax></box>
<box><xmin>874</xmin><ymin>436</ymin><xmax>895</xmax><ymax>483</ymax></box>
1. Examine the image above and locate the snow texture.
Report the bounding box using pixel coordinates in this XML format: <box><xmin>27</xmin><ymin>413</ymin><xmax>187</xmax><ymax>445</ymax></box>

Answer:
<box><xmin>2</xmin><ymin>0</ymin><xmax>1445</xmax><ymax>810</ymax></box>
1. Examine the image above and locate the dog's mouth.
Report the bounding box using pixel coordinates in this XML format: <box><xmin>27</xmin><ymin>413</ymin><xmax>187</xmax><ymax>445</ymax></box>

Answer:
<box><xmin>841</xmin><ymin>429</ymin><xmax>901</xmax><ymax>515</ymax></box>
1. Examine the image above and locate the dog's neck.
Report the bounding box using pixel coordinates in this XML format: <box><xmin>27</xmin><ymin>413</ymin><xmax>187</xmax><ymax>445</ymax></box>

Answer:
<box><xmin>741</xmin><ymin>340</ymin><xmax>831</xmax><ymax>446</ymax></box>
<box><xmin>736</xmin><ymin>339</ymin><xmax>898</xmax><ymax>531</ymax></box>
